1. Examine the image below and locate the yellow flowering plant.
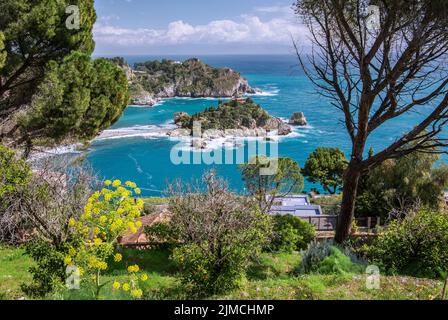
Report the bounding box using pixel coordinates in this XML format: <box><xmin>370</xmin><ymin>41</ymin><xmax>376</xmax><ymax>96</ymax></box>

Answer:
<box><xmin>65</xmin><ymin>180</ymin><xmax>148</xmax><ymax>299</ymax></box>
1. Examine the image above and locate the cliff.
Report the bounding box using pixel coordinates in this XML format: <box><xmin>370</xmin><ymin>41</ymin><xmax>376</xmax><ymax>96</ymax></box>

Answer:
<box><xmin>112</xmin><ymin>58</ymin><xmax>258</xmax><ymax>105</ymax></box>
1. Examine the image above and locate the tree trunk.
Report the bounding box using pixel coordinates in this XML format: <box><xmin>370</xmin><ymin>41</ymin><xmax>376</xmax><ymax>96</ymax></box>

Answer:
<box><xmin>335</xmin><ymin>162</ymin><xmax>362</xmax><ymax>243</ymax></box>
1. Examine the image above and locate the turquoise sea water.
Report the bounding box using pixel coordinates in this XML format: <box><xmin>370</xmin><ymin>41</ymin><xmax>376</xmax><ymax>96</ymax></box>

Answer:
<box><xmin>86</xmin><ymin>55</ymin><xmax>444</xmax><ymax>196</ymax></box>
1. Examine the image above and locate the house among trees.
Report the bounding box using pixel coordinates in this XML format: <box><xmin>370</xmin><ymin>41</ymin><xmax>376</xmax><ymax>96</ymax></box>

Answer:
<box><xmin>269</xmin><ymin>195</ymin><xmax>323</xmax><ymax>217</ymax></box>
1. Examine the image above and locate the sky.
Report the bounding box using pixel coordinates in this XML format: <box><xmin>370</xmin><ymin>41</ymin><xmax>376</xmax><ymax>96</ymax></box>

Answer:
<box><xmin>93</xmin><ymin>0</ymin><xmax>309</xmax><ymax>55</ymax></box>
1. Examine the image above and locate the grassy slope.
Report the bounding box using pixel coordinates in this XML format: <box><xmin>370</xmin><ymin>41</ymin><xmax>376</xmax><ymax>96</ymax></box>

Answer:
<box><xmin>0</xmin><ymin>246</ymin><xmax>34</xmax><ymax>300</ymax></box>
<box><xmin>0</xmin><ymin>246</ymin><xmax>443</xmax><ymax>300</ymax></box>
<box><xmin>141</xmin><ymin>197</ymin><xmax>169</xmax><ymax>205</ymax></box>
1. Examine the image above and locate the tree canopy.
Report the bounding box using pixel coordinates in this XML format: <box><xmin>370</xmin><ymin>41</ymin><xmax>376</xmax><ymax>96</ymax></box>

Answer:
<box><xmin>303</xmin><ymin>147</ymin><xmax>348</xmax><ymax>194</ymax></box>
<box><xmin>0</xmin><ymin>32</ymin><xmax>6</xmax><ymax>71</ymax></box>
<box><xmin>0</xmin><ymin>0</ymin><xmax>96</xmax><ymax>114</ymax></box>
<box><xmin>22</xmin><ymin>52</ymin><xmax>129</xmax><ymax>141</ymax></box>
<box><xmin>0</xmin><ymin>1</ymin><xmax>129</xmax><ymax>148</ymax></box>
<box><xmin>239</xmin><ymin>157</ymin><xmax>304</xmax><ymax>212</ymax></box>
<box><xmin>0</xmin><ymin>143</ymin><xmax>31</xmax><ymax>199</ymax></box>
<box><xmin>357</xmin><ymin>148</ymin><xmax>448</xmax><ymax>219</ymax></box>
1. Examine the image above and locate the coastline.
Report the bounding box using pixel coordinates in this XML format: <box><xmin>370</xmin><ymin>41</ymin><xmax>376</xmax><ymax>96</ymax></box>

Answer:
<box><xmin>129</xmin><ymin>90</ymin><xmax>276</xmax><ymax>107</ymax></box>
<box><xmin>26</xmin><ymin>88</ymin><xmax>303</xmax><ymax>161</ymax></box>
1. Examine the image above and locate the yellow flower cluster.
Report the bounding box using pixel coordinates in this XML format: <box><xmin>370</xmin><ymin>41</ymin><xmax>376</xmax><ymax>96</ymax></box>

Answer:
<box><xmin>140</xmin><ymin>274</ymin><xmax>148</xmax><ymax>281</ymax></box>
<box><xmin>71</xmin><ymin>181</ymin><xmax>144</xmax><ymax>246</ymax></box>
<box><xmin>65</xmin><ymin>180</ymin><xmax>146</xmax><ymax>299</ymax></box>
<box><xmin>88</xmin><ymin>256</ymin><xmax>108</xmax><ymax>270</ymax></box>
<box><xmin>63</xmin><ymin>256</ymin><xmax>72</xmax><ymax>265</ymax></box>
<box><xmin>111</xmin><ymin>270</ymin><xmax>148</xmax><ymax>299</ymax></box>
<box><xmin>127</xmin><ymin>264</ymin><xmax>140</xmax><ymax>273</ymax></box>
<box><xmin>131</xmin><ymin>289</ymin><xmax>143</xmax><ymax>298</ymax></box>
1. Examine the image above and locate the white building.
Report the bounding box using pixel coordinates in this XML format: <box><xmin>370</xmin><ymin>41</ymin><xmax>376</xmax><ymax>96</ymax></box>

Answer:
<box><xmin>269</xmin><ymin>195</ymin><xmax>323</xmax><ymax>217</ymax></box>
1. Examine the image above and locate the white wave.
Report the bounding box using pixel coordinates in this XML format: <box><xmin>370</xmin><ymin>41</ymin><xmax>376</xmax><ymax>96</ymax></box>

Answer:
<box><xmin>170</xmin><ymin>129</ymin><xmax>306</xmax><ymax>153</ymax></box>
<box><xmin>95</xmin><ymin>117</ymin><xmax>308</xmax><ymax>150</ymax></box>
<box><xmin>28</xmin><ymin>144</ymin><xmax>82</xmax><ymax>162</ymax></box>
<box><xmin>165</xmin><ymin>96</ymin><xmax>228</xmax><ymax>101</ymax></box>
<box><xmin>246</xmin><ymin>89</ymin><xmax>279</xmax><ymax>97</ymax></box>
<box><xmin>284</xmin><ymin>131</ymin><xmax>306</xmax><ymax>139</ymax></box>
<box><xmin>128</xmin><ymin>100</ymin><xmax>166</xmax><ymax>108</ymax></box>
<box><xmin>95</xmin><ymin>124</ymin><xmax>175</xmax><ymax>141</ymax></box>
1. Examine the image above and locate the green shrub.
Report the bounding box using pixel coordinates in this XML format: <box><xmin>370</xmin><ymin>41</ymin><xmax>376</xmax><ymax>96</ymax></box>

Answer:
<box><xmin>270</xmin><ymin>215</ymin><xmax>315</xmax><ymax>252</ymax></box>
<box><xmin>21</xmin><ymin>240</ymin><xmax>69</xmax><ymax>297</ymax></box>
<box><xmin>368</xmin><ymin>209</ymin><xmax>448</xmax><ymax>278</ymax></box>
<box><xmin>171</xmin><ymin>242</ymin><xmax>247</xmax><ymax>295</ymax></box>
<box><xmin>298</xmin><ymin>241</ymin><xmax>364</xmax><ymax>275</ymax></box>
<box><xmin>356</xmin><ymin>149</ymin><xmax>448</xmax><ymax>218</ymax></box>
<box><xmin>316</xmin><ymin>247</ymin><xmax>364</xmax><ymax>274</ymax></box>
<box><xmin>271</xmin><ymin>224</ymin><xmax>298</xmax><ymax>253</ymax></box>
<box><xmin>0</xmin><ymin>144</ymin><xmax>32</xmax><ymax>243</ymax></box>
<box><xmin>162</xmin><ymin>172</ymin><xmax>272</xmax><ymax>296</ymax></box>
<box><xmin>0</xmin><ymin>144</ymin><xmax>31</xmax><ymax>199</ymax></box>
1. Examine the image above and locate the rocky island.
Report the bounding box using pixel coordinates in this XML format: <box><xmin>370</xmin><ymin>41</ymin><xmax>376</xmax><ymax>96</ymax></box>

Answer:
<box><xmin>167</xmin><ymin>98</ymin><xmax>292</xmax><ymax>149</ymax></box>
<box><xmin>289</xmin><ymin>112</ymin><xmax>308</xmax><ymax>126</ymax></box>
<box><xmin>111</xmin><ymin>57</ymin><xmax>258</xmax><ymax>106</ymax></box>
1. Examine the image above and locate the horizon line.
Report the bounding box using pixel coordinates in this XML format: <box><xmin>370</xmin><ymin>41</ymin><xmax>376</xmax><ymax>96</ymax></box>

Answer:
<box><xmin>92</xmin><ymin>53</ymin><xmax>299</xmax><ymax>57</ymax></box>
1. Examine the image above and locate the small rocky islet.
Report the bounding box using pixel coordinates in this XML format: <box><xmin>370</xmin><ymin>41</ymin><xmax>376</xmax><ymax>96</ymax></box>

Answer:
<box><xmin>168</xmin><ymin>99</ymin><xmax>308</xmax><ymax>149</ymax></box>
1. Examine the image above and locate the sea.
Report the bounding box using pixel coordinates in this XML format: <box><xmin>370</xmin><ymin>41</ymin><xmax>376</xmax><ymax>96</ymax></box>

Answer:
<box><xmin>82</xmin><ymin>55</ymin><xmax>445</xmax><ymax>196</ymax></box>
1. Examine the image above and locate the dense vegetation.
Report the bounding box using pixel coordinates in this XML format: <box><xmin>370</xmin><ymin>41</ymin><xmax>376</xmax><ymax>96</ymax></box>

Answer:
<box><xmin>1</xmin><ymin>245</ymin><xmax>445</xmax><ymax>300</ymax></box>
<box><xmin>0</xmin><ymin>0</ymin><xmax>128</xmax><ymax>148</ymax></box>
<box><xmin>0</xmin><ymin>0</ymin><xmax>95</xmax><ymax>115</ymax></box>
<box><xmin>21</xmin><ymin>52</ymin><xmax>129</xmax><ymax>142</ymax></box>
<box><xmin>179</xmin><ymin>98</ymin><xmax>271</xmax><ymax>131</ymax></box>
<box><xmin>1</xmin><ymin>146</ymin><xmax>448</xmax><ymax>299</ymax></box>
<box><xmin>368</xmin><ymin>209</ymin><xmax>448</xmax><ymax>279</ymax></box>
<box><xmin>132</xmin><ymin>58</ymin><xmax>252</xmax><ymax>98</ymax></box>
<box><xmin>356</xmin><ymin>149</ymin><xmax>448</xmax><ymax>219</ymax></box>
<box><xmin>270</xmin><ymin>215</ymin><xmax>315</xmax><ymax>252</ymax></box>
<box><xmin>303</xmin><ymin>148</ymin><xmax>348</xmax><ymax>194</ymax></box>
<box><xmin>145</xmin><ymin>172</ymin><xmax>271</xmax><ymax>296</ymax></box>
<box><xmin>0</xmin><ymin>145</ymin><xmax>31</xmax><ymax>242</ymax></box>
<box><xmin>2</xmin><ymin>0</ymin><xmax>448</xmax><ymax>303</ymax></box>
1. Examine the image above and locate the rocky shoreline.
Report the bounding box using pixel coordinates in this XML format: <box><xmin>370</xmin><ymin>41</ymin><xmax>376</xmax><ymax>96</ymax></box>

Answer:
<box><xmin>117</xmin><ymin>58</ymin><xmax>260</xmax><ymax>106</ymax></box>
<box><xmin>167</xmin><ymin>106</ymin><xmax>307</xmax><ymax>150</ymax></box>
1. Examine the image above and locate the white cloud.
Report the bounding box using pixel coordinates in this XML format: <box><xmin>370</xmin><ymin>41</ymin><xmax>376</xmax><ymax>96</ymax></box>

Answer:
<box><xmin>93</xmin><ymin>7</ymin><xmax>308</xmax><ymax>50</ymax></box>
<box><xmin>93</xmin><ymin>18</ymin><xmax>305</xmax><ymax>45</ymax></box>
